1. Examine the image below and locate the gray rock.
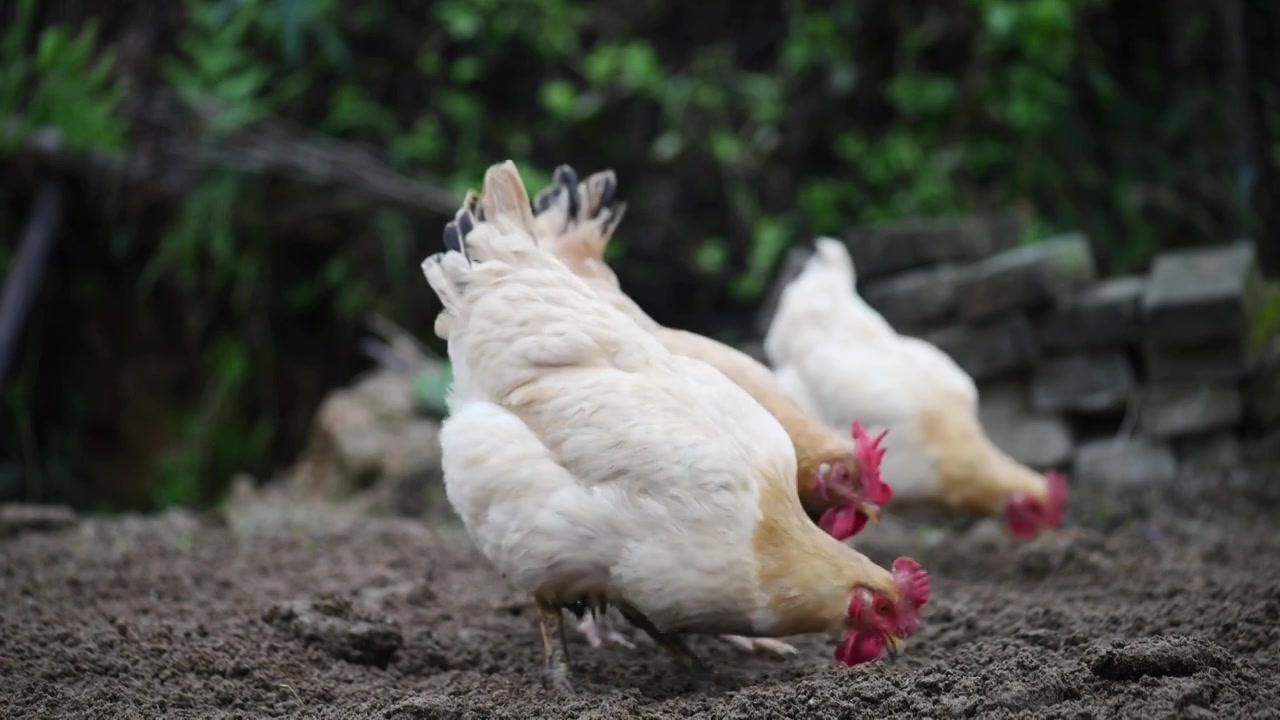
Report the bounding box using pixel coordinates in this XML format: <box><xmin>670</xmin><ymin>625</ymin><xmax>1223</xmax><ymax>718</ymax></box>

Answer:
<box><xmin>351</xmin><ymin>370</ymin><xmax>416</xmax><ymax>423</ymax></box>
<box><xmin>313</xmin><ymin>391</ymin><xmax>388</xmax><ymax>493</ymax></box>
<box><xmin>0</xmin><ymin>503</ymin><xmax>78</xmax><ymax>539</ymax></box>
<box><xmin>1039</xmin><ymin>275</ymin><xmax>1145</xmax><ymax>351</ymax></box>
<box><xmin>983</xmin><ymin>410</ymin><xmax>1074</xmax><ymax>470</ymax></box>
<box><xmin>263</xmin><ymin>595</ymin><xmax>403</xmax><ymax>667</ymax></box>
<box><xmin>977</xmin><ymin>379</ymin><xmax>1030</xmax><ymax>418</ymax></box>
<box><xmin>1176</xmin><ymin>432</ymin><xmax>1242</xmax><ymax>469</ymax></box>
<box><xmin>1073</xmin><ymin>438</ymin><xmax>1178</xmax><ymax>490</ymax></box>
<box><xmin>1140</xmin><ymin>383</ymin><xmax>1244</xmax><ymax>439</ymax></box>
<box><xmin>1029</xmin><ymin>352</ymin><xmax>1136</xmax><ymax>414</ymax></box>
<box><xmin>1244</xmin><ymin>429</ymin><xmax>1280</xmax><ymax>464</ymax></box>
<box><xmin>924</xmin><ymin>314</ymin><xmax>1039</xmax><ymax>381</ymax></box>
<box><xmin>288</xmin><ymin>369</ymin><xmax>439</xmax><ymax>504</ymax></box>
<box><xmin>978</xmin><ymin>382</ymin><xmax>1074</xmax><ymax>469</ymax></box>
<box><xmin>754</xmin><ymin>246</ymin><xmax>814</xmax><ymax>337</ymax></box>
<box><xmin>1143</xmin><ymin>338</ymin><xmax>1251</xmax><ymax>383</ymax></box>
<box><xmin>1086</xmin><ymin>636</ymin><xmax>1234</xmax><ymax>682</ymax></box>
<box><xmin>861</xmin><ymin>264</ymin><xmax>960</xmax><ymax>330</ymax></box>
<box><xmin>374</xmin><ymin>420</ymin><xmax>444</xmax><ymax>518</ymax></box>
<box><xmin>1246</xmin><ymin>337</ymin><xmax>1280</xmax><ymax>427</ymax></box>
<box><xmin>844</xmin><ymin>208</ymin><xmax>1024</xmax><ymax>279</ymax></box>
<box><xmin>1143</xmin><ymin>241</ymin><xmax>1262</xmax><ymax>346</ymax></box>
<box><xmin>953</xmin><ymin>232</ymin><xmax>1097</xmax><ymax>321</ymax></box>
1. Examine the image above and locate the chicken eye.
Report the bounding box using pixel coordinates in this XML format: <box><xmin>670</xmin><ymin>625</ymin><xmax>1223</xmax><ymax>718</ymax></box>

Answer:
<box><xmin>876</xmin><ymin>599</ymin><xmax>892</xmax><ymax>615</ymax></box>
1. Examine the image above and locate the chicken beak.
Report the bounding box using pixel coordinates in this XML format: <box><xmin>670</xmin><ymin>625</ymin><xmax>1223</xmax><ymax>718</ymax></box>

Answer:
<box><xmin>882</xmin><ymin>634</ymin><xmax>903</xmax><ymax>663</ymax></box>
<box><xmin>859</xmin><ymin>502</ymin><xmax>882</xmax><ymax>525</ymax></box>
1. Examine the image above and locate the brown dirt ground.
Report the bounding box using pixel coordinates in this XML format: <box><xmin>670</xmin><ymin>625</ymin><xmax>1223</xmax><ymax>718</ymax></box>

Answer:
<box><xmin>3</xmin><ymin>467</ymin><xmax>1280</xmax><ymax>719</ymax></box>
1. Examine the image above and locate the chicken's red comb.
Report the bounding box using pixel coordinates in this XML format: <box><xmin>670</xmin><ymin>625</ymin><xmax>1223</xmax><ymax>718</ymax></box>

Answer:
<box><xmin>851</xmin><ymin>422</ymin><xmax>892</xmax><ymax>505</ymax></box>
<box><xmin>891</xmin><ymin>557</ymin><xmax>929</xmax><ymax>636</ymax></box>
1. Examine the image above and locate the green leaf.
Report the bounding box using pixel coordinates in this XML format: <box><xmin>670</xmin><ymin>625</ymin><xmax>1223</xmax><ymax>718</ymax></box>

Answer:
<box><xmin>413</xmin><ymin>363</ymin><xmax>454</xmax><ymax>417</ymax></box>
<box><xmin>539</xmin><ymin>80</ymin><xmax>578</xmax><ymax>119</ymax></box>
<box><xmin>391</xmin><ymin>115</ymin><xmax>444</xmax><ymax>164</ymax></box>
<box><xmin>695</xmin><ymin>237</ymin><xmax>728</xmax><ymax>274</ymax></box>
<box><xmin>451</xmin><ymin>55</ymin><xmax>482</xmax><ymax>84</ymax></box>
<box><xmin>709</xmin><ymin>131</ymin><xmax>742</xmax><ymax>164</ymax></box>
<box><xmin>886</xmin><ymin>72</ymin><xmax>958</xmax><ymax>118</ymax></box>
<box><xmin>650</xmin><ymin>131</ymin><xmax>684</xmax><ymax>163</ymax></box>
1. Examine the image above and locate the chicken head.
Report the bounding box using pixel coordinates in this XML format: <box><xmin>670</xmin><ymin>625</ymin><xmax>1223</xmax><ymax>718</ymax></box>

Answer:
<box><xmin>1004</xmin><ymin>470</ymin><xmax>1068</xmax><ymax>538</ymax></box>
<box><xmin>812</xmin><ymin>422</ymin><xmax>893</xmax><ymax>539</ymax></box>
<box><xmin>835</xmin><ymin>557</ymin><xmax>930</xmax><ymax>666</ymax></box>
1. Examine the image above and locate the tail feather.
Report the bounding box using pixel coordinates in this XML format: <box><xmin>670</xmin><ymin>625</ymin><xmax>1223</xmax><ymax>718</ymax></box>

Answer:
<box><xmin>531</xmin><ymin>188</ymin><xmax>570</xmax><ymax>240</ymax></box>
<box><xmin>565</xmin><ymin>169</ymin><xmax>625</xmax><ymax>260</ymax></box>
<box><xmin>580</xmin><ymin>169</ymin><xmax>617</xmax><ymax>221</ymax></box>
<box><xmin>529</xmin><ymin>163</ymin><xmax>627</xmax><ymax>261</ymax></box>
<box><xmin>478</xmin><ymin>161</ymin><xmax>538</xmax><ymax>240</ymax></box>
<box><xmin>424</xmin><ymin>160</ymin><xmax>566</xmax><ymax>341</ymax></box>
<box><xmin>423</xmin><ymin>250</ymin><xmax>471</xmax><ymax>340</ymax></box>
<box><xmin>556</xmin><ymin>164</ymin><xmax>581</xmax><ymax>219</ymax></box>
<box><xmin>531</xmin><ymin>164</ymin><xmax>579</xmax><ymax>238</ymax></box>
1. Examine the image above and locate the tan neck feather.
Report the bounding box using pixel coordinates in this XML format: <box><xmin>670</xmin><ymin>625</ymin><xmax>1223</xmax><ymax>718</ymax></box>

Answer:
<box><xmin>916</xmin><ymin>399</ymin><xmax>1047</xmax><ymax>516</ymax></box>
<box><xmin>750</xmin><ymin>468</ymin><xmax>895</xmax><ymax>636</ymax></box>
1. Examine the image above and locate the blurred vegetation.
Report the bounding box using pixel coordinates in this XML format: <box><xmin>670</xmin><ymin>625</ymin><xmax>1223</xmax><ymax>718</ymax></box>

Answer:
<box><xmin>0</xmin><ymin>0</ymin><xmax>1276</xmax><ymax>510</ymax></box>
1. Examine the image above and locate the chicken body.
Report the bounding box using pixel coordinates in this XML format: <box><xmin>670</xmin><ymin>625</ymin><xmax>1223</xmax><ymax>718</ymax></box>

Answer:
<box><xmin>764</xmin><ymin>238</ymin><xmax>1067</xmax><ymax>537</ymax></box>
<box><xmin>424</xmin><ymin>162</ymin><xmax>927</xmax><ymax>690</ymax></box>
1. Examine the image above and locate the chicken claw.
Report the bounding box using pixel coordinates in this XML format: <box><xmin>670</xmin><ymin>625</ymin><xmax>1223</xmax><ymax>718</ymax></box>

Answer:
<box><xmin>718</xmin><ymin>635</ymin><xmax>799</xmax><ymax>657</ymax></box>
<box><xmin>575</xmin><ymin>612</ymin><xmax>637</xmax><ymax>649</ymax></box>
<box><xmin>536</xmin><ymin>601</ymin><xmax>575</xmax><ymax>693</ymax></box>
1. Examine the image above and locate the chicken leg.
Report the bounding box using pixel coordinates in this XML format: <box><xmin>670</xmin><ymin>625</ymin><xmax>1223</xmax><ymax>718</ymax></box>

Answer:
<box><xmin>718</xmin><ymin>635</ymin><xmax>799</xmax><ymax>656</ymax></box>
<box><xmin>536</xmin><ymin>600</ymin><xmax>574</xmax><ymax>693</ymax></box>
<box><xmin>576</xmin><ymin>610</ymin><xmax>637</xmax><ymax>649</ymax></box>
<box><xmin>574</xmin><ymin>610</ymin><xmax>796</xmax><ymax>657</ymax></box>
<box><xmin>613</xmin><ymin>602</ymin><xmax>711</xmax><ymax>680</ymax></box>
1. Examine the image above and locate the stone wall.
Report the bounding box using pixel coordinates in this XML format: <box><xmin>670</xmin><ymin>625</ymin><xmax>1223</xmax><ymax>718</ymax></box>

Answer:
<box><xmin>758</xmin><ymin>215</ymin><xmax>1280</xmax><ymax>488</ymax></box>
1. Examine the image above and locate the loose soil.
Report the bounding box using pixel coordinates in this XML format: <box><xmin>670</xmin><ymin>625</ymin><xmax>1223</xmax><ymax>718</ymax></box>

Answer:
<box><xmin>3</xmin><ymin>467</ymin><xmax>1280</xmax><ymax>719</ymax></box>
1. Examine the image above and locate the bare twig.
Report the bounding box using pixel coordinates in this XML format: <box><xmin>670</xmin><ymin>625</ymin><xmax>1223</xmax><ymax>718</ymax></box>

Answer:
<box><xmin>360</xmin><ymin>312</ymin><xmax>440</xmax><ymax>374</ymax></box>
<box><xmin>4</xmin><ymin>90</ymin><xmax>460</xmax><ymax>218</ymax></box>
<box><xmin>277</xmin><ymin>683</ymin><xmax>304</xmax><ymax>708</ymax></box>
<box><xmin>0</xmin><ymin>181</ymin><xmax>65</xmax><ymax>390</ymax></box>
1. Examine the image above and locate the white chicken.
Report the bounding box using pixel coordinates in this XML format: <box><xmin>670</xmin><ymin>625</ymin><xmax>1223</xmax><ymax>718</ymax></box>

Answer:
<box><xmin>423</xmin><ymin>161</ymin><xmax>929</xmax><ymax>691</ymax></box>
<box><xmin>764</xmin><ymin>238</ymin><xmax>1067</xmax><ymax>537</ymax></box>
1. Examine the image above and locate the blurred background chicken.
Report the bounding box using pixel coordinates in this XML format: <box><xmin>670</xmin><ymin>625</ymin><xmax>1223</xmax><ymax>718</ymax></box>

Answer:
<box><xmin>425</xmin><ymin>161</ymin><xmax>928</xmax><ymax>691</ymax></box>
<box><xmin>527</xmin><ymin>165</ymin><xmax>893</xmax><ymax>545</ymax></box>
<box><xmin>764</xmin><ymin>238</ymin><xmax>1067</xmax><ymax>538</ymax></box>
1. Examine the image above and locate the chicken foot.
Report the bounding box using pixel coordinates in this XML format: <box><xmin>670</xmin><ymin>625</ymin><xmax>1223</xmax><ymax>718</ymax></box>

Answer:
<box><xmin>536</xmin><ymin>601</ymin><xmax>574</xmax><ymax>693</ymax></box>
<box><xmin>575</xmin><ymin>610</ymin><xmax>637</xmax><ymax>649</ymax></box>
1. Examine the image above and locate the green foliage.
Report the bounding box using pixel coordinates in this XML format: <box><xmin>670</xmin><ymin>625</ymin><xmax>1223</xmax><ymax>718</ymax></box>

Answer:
<box><xmin>412</xmin><ymin>363</ymin><xmax>454</xmax><ymax>417</ymax></box>
<box><xmin>163</xmin><ymin>0</ymin><xmax>311</xmax><ymax>134</ymax></box>
<box><xmin>0</xmin><ymin>0</ymin><xmax>127</xmax><ymax>153</ymax></box>
<box><xmin>154</xmin><ymin>336</ymin><xmax>272</xmax><ymax>508</ymax></box>
<box><xmin>1252</xmin><ymin>282</ymin><xmax>1280</xmax><ymax>357</ymax></box>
